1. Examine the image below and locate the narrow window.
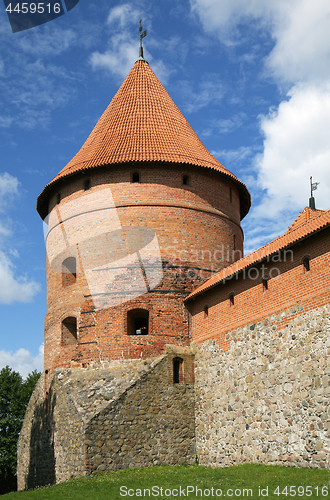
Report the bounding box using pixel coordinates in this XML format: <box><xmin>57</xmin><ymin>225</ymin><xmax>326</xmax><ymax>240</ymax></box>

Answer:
<box><xmin>229</xmin><ymin>293</ymin><xmax>235</xmax><ymax>306</ymax></box>
<box><xmin>132</xmin><ymin>172</ymin><xmax>140</xmax><ymax>183</ymax></box>
<box><xmin>127</xmin><ymin>309</ymin><xmax>149</xmax><ymax>335</ymax></box>
<box><xmin>230</xmin><ymin>187</ymin><xmax>232</xmax><ymax>203</ymax></box>
<box><xmin>173</xmin><ymin>357</ymin><xmax>183</xmax><ymax>384</ymax></box>
<box><xmin>62</xmin><ymin>257</ymin><xmax>76</xmax><ymax>286</ymax></box>
<box><xmin>84</xmin><ymin>179</ymin><xmax>91</xmax><ymax>191</ymax></box>
<box><xmin>182</xmin><ymin>175</ymin><xmax>190</xmax><ymax>186</ymax></box>
<box><xmin>303</xmin><ymin>257</ymin><xmax>310</xmax><ymax>272</ymax></box>
<box><xmin>57</xmin><ymin>193</ymin><xmax>61</xmax><ymax>204</ymax></box>
<box><xmin>204</xmin><ymin>305</ymin><xmax>209</xmax><ymax>318</ymax></box>
<box><xmin>61</xmin><ymin>317</ymin><xmax>77</xmax><ymax>345</ymax></box>
<box><xmin>262</xmin><ymin>278</ymin><xmax>268</xmax><ymax>291</ymax></box>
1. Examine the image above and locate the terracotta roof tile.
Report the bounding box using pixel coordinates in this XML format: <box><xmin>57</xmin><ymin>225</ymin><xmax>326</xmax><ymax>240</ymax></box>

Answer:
<box><xmin>285</xmin><ymin>206</ymin><xmax>325</xmax><ymax>233</ymax></box>
<box><xmin>37</xmin><ymin>59</ymin><xmax>250</xmax><ymax>218</ymax></box>
<box><xmin>186</xmin><ymin>207</ymin><xmax>330</xmax><ymax>300</ymax></box>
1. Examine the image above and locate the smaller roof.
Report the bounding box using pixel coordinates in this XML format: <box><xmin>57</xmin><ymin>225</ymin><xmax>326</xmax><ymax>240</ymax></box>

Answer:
<box><xmin>285</xmin><ymin>206</ymin><xmax>325</xmax><ymax>233</ymax></box>
<box><xmin>186</xmin><ymin>207</ymin><xmax>330</xmax><ymax>301</ymax></box>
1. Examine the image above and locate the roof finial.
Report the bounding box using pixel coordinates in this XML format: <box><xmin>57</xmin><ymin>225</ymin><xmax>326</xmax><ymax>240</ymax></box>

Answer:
<box><xmin>309</xmin><ymin>176</ymin><xmax>320</xmax><ymax>210</ymax></box>
<box><xmin>139</xmin><ymin>19</ymin><xmax>147</xmax><ymax>60</ymax></box>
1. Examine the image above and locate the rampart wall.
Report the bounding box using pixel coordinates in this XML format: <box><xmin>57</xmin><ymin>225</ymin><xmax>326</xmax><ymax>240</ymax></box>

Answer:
<box><xmin>194</xmin><ymin>302</ymin><xmax>330</xmax><ymax>469</ymax></box>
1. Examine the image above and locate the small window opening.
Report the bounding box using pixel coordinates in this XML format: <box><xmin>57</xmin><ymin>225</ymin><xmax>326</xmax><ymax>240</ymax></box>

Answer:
<box><xmin>229</xmin><ymin>293</ymin><xmax>235</xmax><ymax>306</ymax></box>
<box><xmin>303</xmin><ymin>257</ymin><xmax>310</xmax><ymax>272</ymax></box>
<box><xmin>62</xmin><ymin>257</ymin><xmax>76</xmax><ymax>286</ymax></box>
<box><xmin>182</xmin><ymin>175</ymin><xmax>190</xmax><ymax>186</ymax></box>
<box><xmin>84</xmin><ymin>179</ymin><xmax>91</xmax><ymax>191</ymax></box>
<box><xmin>61</xmin><ymin>317</ymin><xmax>77</xmax><ymax>345</ymax></box>
<box><xmin>262</xmin><ymin>278</ymin><xmax>269</xmax><ymax>291</ymax></box>
<box><xmin>57</xmin><ymin>193</ymin><xmax>61</xmax><ymax>204</ymax></box>
<box><xmin>204</xmin><ymin>304</ymin><xmax>209</xmax><ymax>318</ymax></box>
<box><xmin>173</xmin><ymin>357</ymin><xmax>183</xmax><ymax>384</ymax></box>
<box><xmin>230</xmin><ymin>187</ymin><xmax>233</xmax><ymax>203</ymax></box>
<box><xmin>127</xmin><ymin>309</ymin><xmax>149</xmax><ymax>335</ymax></box>
<box><xmin>132</xmin><ymin>172</ymin><xmax>140</xmax><ymax>183</ymax></box>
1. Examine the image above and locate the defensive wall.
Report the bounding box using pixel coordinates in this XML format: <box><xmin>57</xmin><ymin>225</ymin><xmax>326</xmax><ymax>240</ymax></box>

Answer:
<box><xmin>188</xmin><ymin>219</ymin><xmax>330</xmax><ymax>469</ymax></box>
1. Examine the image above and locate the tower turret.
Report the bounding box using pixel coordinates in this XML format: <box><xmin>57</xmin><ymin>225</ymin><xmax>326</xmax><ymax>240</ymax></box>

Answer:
<box><xmin>38</xmin><ymin>58</ymin><xmax>250</xmax><ymax>373</ymax></box>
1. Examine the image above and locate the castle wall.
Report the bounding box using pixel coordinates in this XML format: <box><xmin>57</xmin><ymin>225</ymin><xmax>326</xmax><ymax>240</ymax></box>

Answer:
<box><xmin>194</xmin><ymin>302</ymin><xmax>330</xmax><ymax>469</ymax></box>
<box><xmin>189</xmin><ymin>228</ymin><xmax>330</xmax><ymax>347</ymax></box>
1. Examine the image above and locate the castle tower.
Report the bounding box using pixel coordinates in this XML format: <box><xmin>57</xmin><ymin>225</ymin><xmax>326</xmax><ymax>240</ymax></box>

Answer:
<box><xmin>37</xmin><ymin>57</ymin><xmax>250</xmax><ymax>374</ymax></box>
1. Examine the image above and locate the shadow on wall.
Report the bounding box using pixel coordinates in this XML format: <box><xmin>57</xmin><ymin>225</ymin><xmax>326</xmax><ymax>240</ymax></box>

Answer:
<box><xmin>26</xmin><ymin>387</ymin><xmax>56</xmax><ymax>489</ymax></box>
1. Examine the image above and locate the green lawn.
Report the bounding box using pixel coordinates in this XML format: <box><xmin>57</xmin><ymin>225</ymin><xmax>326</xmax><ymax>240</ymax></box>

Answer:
<box><xmin>2</xmin><ymin>464</ymin><xmax>330</xmax><ymax>500</ymax></box>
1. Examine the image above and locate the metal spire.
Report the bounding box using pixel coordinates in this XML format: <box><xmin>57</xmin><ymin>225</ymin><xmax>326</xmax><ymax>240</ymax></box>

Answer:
<box><xmin>139</xmin><ymin>19</ymin><xmax>147</xmax><ymax>60</ymax></box>
<box><xmin>309</xmin><ymin>176</ymin><xmax>320</xmax><ymax>210</ymax></box>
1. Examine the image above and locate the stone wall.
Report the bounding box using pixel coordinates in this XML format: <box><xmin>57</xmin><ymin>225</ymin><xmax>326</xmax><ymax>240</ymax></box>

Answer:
<box><xmin>18</xmin><ymin>350</ymin><xmax>195</xmax><ymax>490</ymax></box>
<box><xmin>194</xmin><ymin>303</ymin><xmax>330</xmax><ymax>469</ymax></box>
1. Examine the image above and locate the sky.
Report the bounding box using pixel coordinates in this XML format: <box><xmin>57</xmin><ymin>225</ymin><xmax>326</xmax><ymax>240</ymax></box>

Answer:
<box><xmin>0</xmin><ymin>0</ymin><xmax>329</xmax><ymax>378</ymax></box>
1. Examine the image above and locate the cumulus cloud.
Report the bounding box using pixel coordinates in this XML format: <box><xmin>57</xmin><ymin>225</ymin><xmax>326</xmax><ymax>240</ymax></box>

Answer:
<box><xmin>0</xmin><ymin>344</ymin><xmax>43</xmax><ymax>379</ymax></box>
<box><xmin>190</xmin><ymin>0</ymin><xmax>330</xmax><ymax>243</ymax></box>
<box><xmin>254</xmin><ymin>84</ymin><xmax>330</xmax><ymax>216</ymax></box>
<box><xmin>0</xmin><ymin>250</ymin><xmax>40</xmax><ymax>303</ymax></box>
<box><xmin>0</xmin><ymin>172</ymin><xmax>40</xmax><ymax>303</ymax></box>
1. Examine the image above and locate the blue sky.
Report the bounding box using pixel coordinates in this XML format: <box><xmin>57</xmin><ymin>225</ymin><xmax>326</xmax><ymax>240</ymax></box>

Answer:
<box><xmin>0</xmin><ymin>0</ymin><xmax>329</xmax><ymax>377</ymax></box>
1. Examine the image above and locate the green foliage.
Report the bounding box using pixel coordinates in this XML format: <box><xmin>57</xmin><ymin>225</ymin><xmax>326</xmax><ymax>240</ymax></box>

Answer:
<box><xmin>0</xmin><ymin>367</ymin><xmax>40</xmax><ymax>495</ymax></box>
<box><xmin>1</xmin><ymin>464</ymin><xmax>330</xmax><ymax>500</ymax></box>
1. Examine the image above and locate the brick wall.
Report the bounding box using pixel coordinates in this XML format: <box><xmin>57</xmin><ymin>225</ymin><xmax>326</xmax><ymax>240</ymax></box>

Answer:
<box><xmin>188</xmin><ymin>227</ymin><xmax>330</xmax><ymax>348</ymax></box>
<box><xmin>43</xmin><ymin>163</ymin><xmax>243</xmax><ymax>373</ymax></box>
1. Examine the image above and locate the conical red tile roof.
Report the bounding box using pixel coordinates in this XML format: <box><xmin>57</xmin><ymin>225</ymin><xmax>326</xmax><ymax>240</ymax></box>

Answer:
<box><xmin>37</xmin><ymin>59</ymin><xmax>250</xmax><ymax>218</ymax></box>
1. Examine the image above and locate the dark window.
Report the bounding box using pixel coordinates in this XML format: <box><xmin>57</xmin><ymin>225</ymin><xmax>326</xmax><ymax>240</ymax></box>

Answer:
<box><xmin>132</xmin><ymin>172</ymin><xmax>140</xmax><ymax>183</ymax></box>
<box><xmin>262</xmin><ymin>278</ymin><xmax>268</xmax><ymax>291</ymax></box>
<box><xmin>127</xmin><ymin>309</ymin><xmax>149</xmax><ymax>335</ymax></box>
<box><xmin>57</xmin><ymin>193</ymin><xmax>61</xmax><ymax>204</ymax></box>
<box><xmin>229</xmin><ymin>293</ymin><xmax>235</xmax><ymax>306</ymax></box>
<box><xmin>303</xmin><ymin>257</ymin><xmax>310</xmax><ymax>272</ymax></box>
<box><xmin>204</xmin><ymin>305</ymin><xmax>209</xmax><ymax>318</ymax></box>
<box><xmin>62</xmin><ymin>257</ymin><xmax>76</xmax><ymax>286</ymax></box>
<box><xmin>182</xmin><ymin>175</ymin><xmax>190</xmax><ymax>186</ymax></box>
<box><xmin>61</xmin><ymin>317</ymin><xmax>77</xmax><ymax>345</ymax></box>
<box><xmin>84</xmin><ymin>179</ymin><xmax>91</xmax><ymax>191</ymax></box>
<box><xmin>173</xmin><ymin>357</ymin><xmax>183</xmax><ymax>383</ymax></box>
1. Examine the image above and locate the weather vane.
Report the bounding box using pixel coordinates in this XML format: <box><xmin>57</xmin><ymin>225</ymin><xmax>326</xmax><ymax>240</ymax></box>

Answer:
<box><xmin>309</xmin><ymin>176</ymin><xmax>320</xmax><ymax>210</ymax></box>
<box><xmin>139</xmin><ymin>19</ymin><xmax>148</xmax><ymax>59</ymax></box>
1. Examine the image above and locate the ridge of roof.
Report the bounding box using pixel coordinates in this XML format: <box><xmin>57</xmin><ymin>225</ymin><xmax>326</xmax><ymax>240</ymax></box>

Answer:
<box><xmin>186</xmin><ymin>207</ymin><xmax>330</xmax><ymax>301</ymax></box>
<box><xmin>37</xmin><ymin>59</ymin><xmax>250</xmax><ymax>219</ymax></box>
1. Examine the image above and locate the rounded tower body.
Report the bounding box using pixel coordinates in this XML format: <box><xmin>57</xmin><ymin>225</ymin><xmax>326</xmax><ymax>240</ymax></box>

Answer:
<box><xmin>37</xmin><ymin>59</ymin><xmax>250</xmax><ymax>373</ymax></box>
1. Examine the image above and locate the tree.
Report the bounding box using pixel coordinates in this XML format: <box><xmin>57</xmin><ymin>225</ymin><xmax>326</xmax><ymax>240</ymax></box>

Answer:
<box><xmin>0</xmin><ymin>366</ymin><xmax>40</xmax><ymax>494</ymax></box>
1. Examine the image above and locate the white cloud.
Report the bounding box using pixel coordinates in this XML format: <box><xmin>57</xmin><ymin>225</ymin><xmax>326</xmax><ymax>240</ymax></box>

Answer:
<box><xmin>0</xmin><ymin>250</ymin><xmax>40</xmax><ymax>303</ymax></box>
<box><xmin>0</xmin><ymin>172</ymin><xmax>41</xmax><ymax>303</ymax></box>
<box><xmin>254</xmin><ymin>84</ymin><xmax>330</xmax><ymax>218</ymax></box>
<box><xmin>191</xmin><ymin>0</ymin><xmax>330</xmax><ymax>244</ymax></box>
<box><xmin>0</xmin><ymin>344</ymin><xmax>43</xmax><ymax>379</ymax></box>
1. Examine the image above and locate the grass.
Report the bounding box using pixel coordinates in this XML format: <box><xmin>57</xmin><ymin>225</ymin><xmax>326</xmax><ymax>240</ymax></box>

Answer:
<box><xmin>2</xmin><ymin>464</ymin><xmax>330</xmax><ymax>500</ymax></box>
